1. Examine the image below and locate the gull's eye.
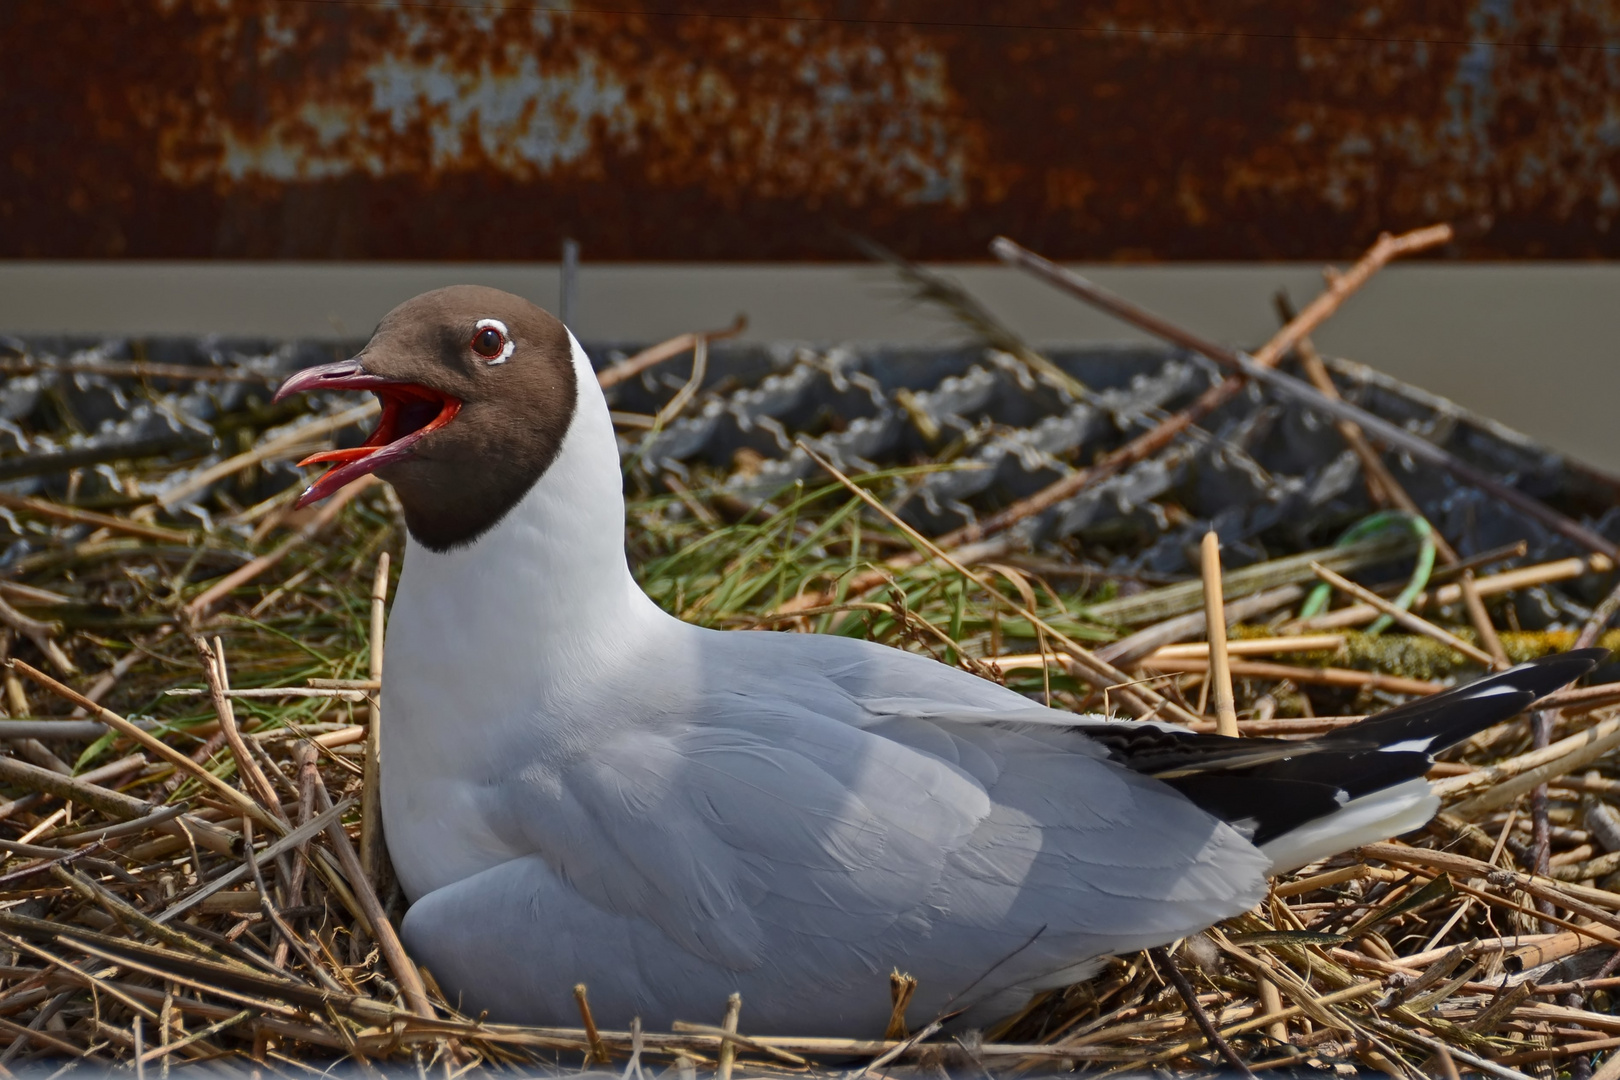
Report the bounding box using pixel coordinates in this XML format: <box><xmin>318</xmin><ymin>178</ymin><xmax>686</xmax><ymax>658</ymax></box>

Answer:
<box><xmin>471</xmin><ymin>326</ymin><xmax>506</xmax><ymax>359</ymax></box>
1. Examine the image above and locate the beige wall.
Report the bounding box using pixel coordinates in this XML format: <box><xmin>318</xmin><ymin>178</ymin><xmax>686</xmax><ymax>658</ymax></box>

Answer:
<box><xmin>1</xmin><ymin>261</ymin><xmax>1615</xmax><ymax>475</ymax></box>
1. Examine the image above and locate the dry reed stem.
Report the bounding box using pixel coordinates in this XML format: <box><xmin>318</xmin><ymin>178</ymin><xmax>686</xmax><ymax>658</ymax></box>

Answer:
<box><xmin>1275</xmin><ymin>294</ymin><xmax>1511</xmax><ymax>669</ymax></box>
<box><xmin>986</xmin><ymin>635</ymin><xmax>1345</xmax><ymax>672</ymax></box>
<box><xmin>1134</xmin><ymin>656</ymin><xmax>1443</xmax><ymax>696</ymax></box>
<box><xmin>0</xmin><ymin>493</ymin><xmax>194</xmax><ymax>545</ymax></box>
<box><xmin>1096</xmin><ymin>585</ymin><xmax>1308</xmax><ymax>667</ymax></box>
<box><xmin>777</xmin><ymin>226</ymin><xmax>1449</xmax><ymax>622</ymax></box>
<box><xmin>0</xmin><ymin>597</ymin><xmax>73</xmax><ymax>677</ymax></box>
<box><xmin>883</xmin><ymin>971</ymin><xmax>916</xmax><ymax>1040</ymax></box>
<box><xmin>360</xmin><ymin>551</ymin><xmax>388</xmax><ymax>888</ymax></box>
<box><xmin>999</xmin><ymin>229</ymin><xmax>1618</xmax><ymax>564</ymax></box>
<box><xmin>971</xmin><ymin>225</ymin><xmax>1451</xmax><ymax>552</ymax></box>
<box><xmin>0</xmin><ymin>288</ymin><xmax>1617</xmax><ymax>1075</ymax></box>
<box><xmin>716</xmin><ymin>993</ymin><xmax>741</xmax><ymax>1080</ymax></box>
<box><xmin>573</xmin><ymin>984</ymin><xmax>610</xmax><ymax>1064</ymax></box>
<box><xmin>193</xmin><ymin>636</ymin><xmax>283</xmax><ymax>818</ymax></box>
<box><xmin>1451</xmin><ymin>716</ymin><xmax>1620</xmax><ymax>816</ymax></box>
<box><xmin>7</xmin><ymin>659</ymin><xmax>280</xmax><ymax>832</ymax></box>
<box><xmin>1436</xmin><ymin>712</ymin><xmax>1620</xmax><ymax>799</ymax></box>
<box><xmin>1292</xmin><ymin>552</ymin><xmax>1616</xmax><ymax>630</ymax></box>
<box><xmin>1199</xmin><ymin>532</ymin><xmax>1239</xmax><ymax>737</ymax></box>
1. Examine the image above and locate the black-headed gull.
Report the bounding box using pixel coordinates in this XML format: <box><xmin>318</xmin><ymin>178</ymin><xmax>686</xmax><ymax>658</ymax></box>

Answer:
<box><xmin>275</xmin><ymin>285</ymin><xmax>1601</xmax><ymax>1036</ymax></box>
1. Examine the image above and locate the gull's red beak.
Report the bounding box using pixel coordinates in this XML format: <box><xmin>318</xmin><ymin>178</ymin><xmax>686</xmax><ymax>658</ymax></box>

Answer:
<box><xmin>273</xmin><ymin>360</ymin><xmax>461</xmax><ymax>507</ymax></box>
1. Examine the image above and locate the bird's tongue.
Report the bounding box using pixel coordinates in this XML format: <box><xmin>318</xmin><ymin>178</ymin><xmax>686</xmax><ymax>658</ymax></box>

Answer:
<box><xmin>298</xmin><ymin>445</ymin><xmax>380</xmax><ymax>467</ymax></box>
<box><xmin>285</xmin><ymin>386</ymin><xmax>461</xmax><ymax>507</ymax></box>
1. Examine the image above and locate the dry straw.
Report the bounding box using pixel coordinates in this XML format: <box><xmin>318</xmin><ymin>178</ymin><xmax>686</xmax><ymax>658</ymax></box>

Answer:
<box><xmin>0</xmin><ymin>222</ymin><xmax>1614</xmax><ymax>1075</ymax></box>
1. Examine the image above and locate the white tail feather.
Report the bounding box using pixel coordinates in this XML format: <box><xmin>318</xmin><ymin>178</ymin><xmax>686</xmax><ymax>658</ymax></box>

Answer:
<box><xmin>1260</xmin><ymin>778</ymin><xmax>1438</xmax><ymax>876</ymax></box>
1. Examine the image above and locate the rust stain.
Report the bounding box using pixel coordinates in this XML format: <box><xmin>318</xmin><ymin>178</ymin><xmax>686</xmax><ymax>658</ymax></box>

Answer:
<box><xmin>3</xmin><ymin>2</ymin><xmax>1620</xmax><ymax>259</ymax></box>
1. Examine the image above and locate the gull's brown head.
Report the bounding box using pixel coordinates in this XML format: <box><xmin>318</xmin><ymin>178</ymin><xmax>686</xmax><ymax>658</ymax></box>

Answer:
<box><xmin>274</xmin><ymin>285</ymin><xmax>578</xmax><ymax>552</ymax></box>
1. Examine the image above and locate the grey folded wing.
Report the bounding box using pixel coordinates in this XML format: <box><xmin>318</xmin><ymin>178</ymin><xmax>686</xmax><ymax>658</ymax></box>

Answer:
<box><xmin>405</xmin><ymin>667</ymin><xmax>1268</xmax><ymax>1033</ymax></box>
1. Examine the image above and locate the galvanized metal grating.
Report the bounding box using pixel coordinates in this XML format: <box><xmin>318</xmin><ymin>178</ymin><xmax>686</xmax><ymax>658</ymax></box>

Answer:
<box><xmin>2</xmin><ymin>332</ymin><xmax>1618</xmax><ymax>628</ymax></box>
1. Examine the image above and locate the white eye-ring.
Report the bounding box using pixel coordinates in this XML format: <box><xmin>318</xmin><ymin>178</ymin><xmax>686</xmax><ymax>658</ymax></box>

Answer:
<box><xmin>471</xmin><ymin>318</ymin><xmax>515</xmax><ymax>365</ymax></box>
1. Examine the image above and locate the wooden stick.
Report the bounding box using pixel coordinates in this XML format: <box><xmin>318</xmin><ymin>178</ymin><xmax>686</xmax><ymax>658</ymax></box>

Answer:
<box><xmin>361</xmin><ymin>552</ymin><xmax>389</xmax><ymax>890</ymax></box>
<box><xmin>1150</xmin><ymin>945</ymin><xmax>1256</xmax><ymax>1077</ymax></box>
<box><xmin>1201</xmin><ymin>532</ymin><xmax>1239</xmax><ymax>737</ymax></box>
<box><xmin>1308</xmin><ymin>561</ymin><xmax>1500</xmax><ymax>668</ymax></box>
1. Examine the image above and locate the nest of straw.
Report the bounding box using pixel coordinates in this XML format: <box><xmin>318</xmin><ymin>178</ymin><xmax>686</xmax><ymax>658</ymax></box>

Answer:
<box><xmin>2</xmin><ymin>234</ymin><xmax>1620</xmax><ymax>1076</ymax></box>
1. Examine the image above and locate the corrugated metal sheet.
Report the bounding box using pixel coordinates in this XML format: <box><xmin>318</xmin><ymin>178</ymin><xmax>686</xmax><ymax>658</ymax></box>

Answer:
<box><xmin>5</xmin><ymin>2</ymin><xmax>1620</xmax><ymax>259</ymax></box>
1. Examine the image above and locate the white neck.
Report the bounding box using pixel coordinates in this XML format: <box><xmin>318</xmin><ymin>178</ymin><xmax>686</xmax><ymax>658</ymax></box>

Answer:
<box><xmin>385</xmin><ymin>333</ymin><xmax>671</xmax><ymax>712</ymax></box>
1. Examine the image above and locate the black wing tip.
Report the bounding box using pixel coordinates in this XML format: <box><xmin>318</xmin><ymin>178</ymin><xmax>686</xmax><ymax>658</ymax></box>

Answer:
<box><xmin>1159</xmin><ymin>649</ymin><xmax>1609</xmax><ymax>843</ymax></box>
<box><xmin>1512</xmin><ymin>647</ymin><xmax>1609</xmax><ymax>693</ymax></box>
<box><xmin>1545</xmin><ymin>646</ymin><xmax>1612</xmax><ymax>669</ymax></box>
<box><xmin>1415</xmin><ymin>646</ymin><xmax>1605</xmax><ymax>704</ymax></box>
<box><xmin>1323</xmin><ymin>646</ymin><xmax>1607</xmax><ymax>756</ymax></box>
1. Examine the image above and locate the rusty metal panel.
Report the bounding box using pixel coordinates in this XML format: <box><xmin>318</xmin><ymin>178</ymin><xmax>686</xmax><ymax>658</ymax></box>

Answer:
<box><xmin>3</xmin><ymin>2</ymin><xmax>1620</xmax><ymax>260</ymax></box>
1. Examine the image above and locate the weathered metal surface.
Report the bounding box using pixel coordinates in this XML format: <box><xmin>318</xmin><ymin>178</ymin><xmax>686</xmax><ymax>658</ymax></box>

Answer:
<box><xmin>4</xmin><ymin>2</ymin><xmax>1620</xmax><ymax>259</ymax></box>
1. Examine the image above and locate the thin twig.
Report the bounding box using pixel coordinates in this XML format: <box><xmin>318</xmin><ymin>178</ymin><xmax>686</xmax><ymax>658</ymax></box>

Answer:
<box><xmin>995</xmin><ymin>232</ymin><xmax>1620</xmax><ymax>563</ymax></box>
<box><xmin>309</xmin><ymin>771</ymin><xmax>433</xmax><ymax>1017</ymax></box>
<box><xmin>157</xmin><ymin>401</ymin><xmax>380</xmax><ymax>510</ymax></box>
<box><xmin>185</xmin><ymin>475</ymin><xmax>377</xmax><ymax>617</ymax></box>
<box><xmin>1309</xmin><ymin>561</ymin><xmax>1499</xmax><ymax>669</ymax></box>
<box><xmin>194</xmin><ymin>636</ymin><xmax>284</xmax><ymax>818</ymax></box>
<box><xmin>798</xmin><ymin>442</ymin><xmax>1197</xmax><ymax>724</ymax></box>
<box><xmin>595</xmin><ymin>316</ymin><xmax>746</xmax><ymax>390</ymax></box>
<box><xmin>1149</xmin><ymin>946</ymin><xmax>1256</xmax><ymax>1077</ymax></box>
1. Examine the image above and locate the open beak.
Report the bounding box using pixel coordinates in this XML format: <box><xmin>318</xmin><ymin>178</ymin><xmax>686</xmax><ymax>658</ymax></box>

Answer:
<box><xmin>273</xmin><ymin>359</ymin><xmax>461</xmax><ymax>507</ymax></box>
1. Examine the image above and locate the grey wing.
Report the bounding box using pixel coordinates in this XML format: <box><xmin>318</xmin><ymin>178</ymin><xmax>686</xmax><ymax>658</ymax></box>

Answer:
<box><xmin>403</xmin><ymin>638</ymin><xmax>1268</xmax><ymax>1035</ymax></box>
